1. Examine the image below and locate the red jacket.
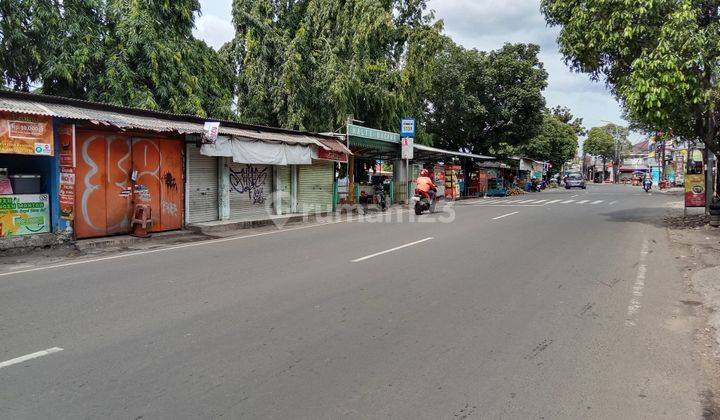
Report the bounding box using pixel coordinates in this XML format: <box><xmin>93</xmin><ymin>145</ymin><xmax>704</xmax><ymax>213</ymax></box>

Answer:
<box><xmin>416</xmin><ymin>176</ymin><xmax>436</xmax><ymax>193</ymax></box>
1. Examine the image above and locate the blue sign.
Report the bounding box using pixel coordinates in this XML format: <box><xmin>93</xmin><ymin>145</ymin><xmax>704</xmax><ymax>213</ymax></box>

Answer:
<box><xmin>400</xmin><ymin>118</ymin><xmax>416</xmax><ymax>137</ymax></box>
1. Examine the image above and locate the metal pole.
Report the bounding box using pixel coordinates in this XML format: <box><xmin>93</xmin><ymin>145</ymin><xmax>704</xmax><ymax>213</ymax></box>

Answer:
<box><xmin>707</xmin><ymin>151</ymin><xmax>716</xmax><ymax>214</ymax></box>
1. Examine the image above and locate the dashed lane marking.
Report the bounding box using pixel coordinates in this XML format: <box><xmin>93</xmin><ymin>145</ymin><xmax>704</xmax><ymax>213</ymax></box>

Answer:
<box><xmin>0</xmin><ymin>347</ymin><xmax>63</xmax><ymax>370</ymax></box>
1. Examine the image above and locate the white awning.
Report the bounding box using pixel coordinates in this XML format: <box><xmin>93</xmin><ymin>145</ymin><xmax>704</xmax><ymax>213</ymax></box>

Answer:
<box><xmin>201</xmin><ymin>136</ymin><xmax>313</xmax><ymax>165</ymax></box>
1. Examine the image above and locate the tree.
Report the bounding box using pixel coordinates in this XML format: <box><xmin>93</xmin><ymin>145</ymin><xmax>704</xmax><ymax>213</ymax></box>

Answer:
<box><xmin>584</xmin><ymin>127</ymin><xmax>613</xmax><ymax>181</ymax></box>
<box><xmin>521</xmin><ymin>113</ymin><xmax>578</xmax><ymax>176</ymax></box>
<box><xmin>227</xmin><ymin>0</ymin><xmax>443</xmax><ymax>133</ymax></box>
<box><xmin>424</xmin><ymin>40</ymin><xmax>548</xmax><ymax>155</ymax></box>
<box><xmin>541</xmin><ymin>0</ymin><xmax>720</xmax><ymax>192</ymax></box>
<box><xmin>550</xmin><ymin>105</ymin><xmax>585</xmax><ymax>137</ymax></box>
<box><xmin>93</xmin><ymin>0</ymin><xmax>231</xmax><ymax>117</ymax></box>
<box><xmin>0</xmin><ymin>0</ymin><xmax>58</xmax><ymax>91</ymax></box>
<box><xmin>2</xmin><ymin>1</ymin><xmax>232</xmax><ymax>118</ymax></box>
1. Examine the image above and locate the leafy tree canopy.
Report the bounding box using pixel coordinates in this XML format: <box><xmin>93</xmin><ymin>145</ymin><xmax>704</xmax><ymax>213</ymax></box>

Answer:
<box><xmin>584</xmin><ymin>124</ymin><xmax>632</xmax><ymax>162</ymax></box>
<box><xmin>1</xmin><ymin>0</ymin><xmax>232</xmax><ymax>118</ymax></box>
<box><xmin>521</xmin><ymin>112</ymin><xmax>578</xmax><ymax>174</ymax></box>
<box><xmin>542</xmin><ymin>0</ymin><xmax>720</xmax><ymax>157</ymax></box>
<box><xmin>227</xmin><ymin>0</ymin><xmax>444</xmax><ymax>133</ymax></box>
<box><xmin>424</xmin><ymin>39</ymin><xmax>549</xmax><ymax>154</ymax></box>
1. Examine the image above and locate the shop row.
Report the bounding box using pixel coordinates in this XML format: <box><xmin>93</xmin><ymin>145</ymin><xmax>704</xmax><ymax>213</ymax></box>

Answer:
<box><xmin>2</xmin><ymin>91</ymin><xmax>545</xmax><ymax>249</ymax></box>
<box><xmin>0</xmin><ymin>91</ymin><xmax>352</xmax><ymax>248</ymax></box>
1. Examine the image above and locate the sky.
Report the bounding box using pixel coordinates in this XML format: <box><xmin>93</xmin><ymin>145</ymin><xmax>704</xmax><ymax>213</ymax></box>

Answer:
<box><xmin>194</xmin><ymin>0</ymin><xmax>640</xmax><ymax>142</ymax></box>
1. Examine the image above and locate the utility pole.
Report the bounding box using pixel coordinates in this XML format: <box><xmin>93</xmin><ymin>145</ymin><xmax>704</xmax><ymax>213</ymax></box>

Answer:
<box><xmin>708</xmin><ymin>151</ymin><xmax>717</xmax><ymax>214</ymax></box>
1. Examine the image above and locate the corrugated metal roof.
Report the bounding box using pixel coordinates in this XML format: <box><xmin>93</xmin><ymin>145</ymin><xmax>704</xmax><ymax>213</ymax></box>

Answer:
<box><xmin>0</xmin><ymin>91</ymin><xmax>343</xmax><ymax>149</ymax></box>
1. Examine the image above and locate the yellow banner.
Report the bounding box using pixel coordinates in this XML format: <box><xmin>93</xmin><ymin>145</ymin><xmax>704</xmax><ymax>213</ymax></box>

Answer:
<box><xmin>0</xmin><ymin>112</ymin><xmax>54</xmax><ymax>156</ymax></box>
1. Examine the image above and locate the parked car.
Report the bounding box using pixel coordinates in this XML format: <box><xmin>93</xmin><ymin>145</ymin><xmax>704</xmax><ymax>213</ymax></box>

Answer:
<box><xmin>564</xmin><ymin>174</ymin><xmax>586</xmax><ymax>189</ymax></box>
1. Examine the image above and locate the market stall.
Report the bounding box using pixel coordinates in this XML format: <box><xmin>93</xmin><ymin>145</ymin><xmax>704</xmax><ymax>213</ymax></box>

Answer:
<box><xmin>0</xmin><ymin>112</ymin><xmax>54</xmax><ymax>238</ymax></box>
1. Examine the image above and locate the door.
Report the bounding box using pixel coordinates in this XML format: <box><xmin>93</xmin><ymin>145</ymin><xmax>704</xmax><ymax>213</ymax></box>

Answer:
<box><xmin>297</xmin><ymin>161</ymin><xmax>333</xmax><ymax>213</ymax></box>
<box><xmin>186</xmin><ymin>143</ymin><xmax>219</xmax><ymax>223</ymax></box>
<box><xmin>228</xmin><ymin>162</ymin><xmax>273</xmax><ymax>219</ymax></box>
<box><xmin>132</xmin><ymin>138</ymin><xmax>184</xmax><ymax>232</ymax></box>
<box><xmin>75</xmin><ymin>132</ymin><xmax>183</xmax><ymax>239</ymax></box>
<box><xmin>75</xmin><ymin>131</ymin><xmax>133</xmax><ymax>239</ymax></box>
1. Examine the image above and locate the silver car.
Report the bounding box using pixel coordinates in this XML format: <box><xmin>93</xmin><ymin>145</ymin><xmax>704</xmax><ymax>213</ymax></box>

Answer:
<box><xmin>564</xmin><ymin>174</ymin><xmax>586</xmax><ymax>189</ymax></box>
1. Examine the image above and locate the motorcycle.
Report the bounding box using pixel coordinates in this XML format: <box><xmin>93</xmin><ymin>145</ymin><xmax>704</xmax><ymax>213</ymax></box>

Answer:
<box><xmin>412</xmin><ymin>189</ymin><xmax>436</xmax><ymax>215</ymax></box>
<box><xmin>643</xmin><ymin>180</ymin><xmax>652</xmax><ymax>193</ymax></box>
<box><xmin>374</xmin><ymin>184</ymin><xmax>387</xmax><ymax>211</ymax></box>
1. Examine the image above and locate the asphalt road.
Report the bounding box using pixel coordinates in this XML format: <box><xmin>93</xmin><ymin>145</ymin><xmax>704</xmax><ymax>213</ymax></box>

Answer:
<box><xmin>0</xmin><ymin>184</ymin><xmax>707</xmax><ymax>419</ymax></box>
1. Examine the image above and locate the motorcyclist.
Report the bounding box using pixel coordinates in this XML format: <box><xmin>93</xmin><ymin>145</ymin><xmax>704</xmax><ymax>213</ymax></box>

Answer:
<box><xmin>643</xmin><ymin>174</ymin><xmax>653</xmax><ymax>190</ymax></box>
<box><xmin>416</xmin><ymin>169</ymin><xmax>437</xmax><ymax>201</ymax></box>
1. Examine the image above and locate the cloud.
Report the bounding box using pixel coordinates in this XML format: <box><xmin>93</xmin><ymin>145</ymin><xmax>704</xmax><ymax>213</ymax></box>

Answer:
<box><xmin>193</xmin><ymin>13</ymin><xmax>234</xmax><ymax>50</ymax></box>
<box><xmin>428</xmin><ymin>0</ymin><xmax>634</xmax><ymax>136</ymax></box>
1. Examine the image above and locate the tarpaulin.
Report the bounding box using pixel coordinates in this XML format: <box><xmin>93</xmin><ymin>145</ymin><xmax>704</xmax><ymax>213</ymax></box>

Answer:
<box><xmin>201</xmin><ymin>136</ymin><xmax>313</xmax><ymax>165</ymax></box>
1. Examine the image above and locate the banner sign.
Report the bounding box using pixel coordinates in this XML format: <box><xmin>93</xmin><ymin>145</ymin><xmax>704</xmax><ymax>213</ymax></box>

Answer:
<box><xmin>0</xmin><ymin>194</ymin><xmax>50</xmax><ymax>237</ymax></box>
<box><xmin>317</xmin><ymin>148</ymin><xmax>348</xmax><ymax>163</ymax></box>
<box><xmin>58</xmin><ymin>124</ymin><xmax>75</xmax><ymax>167</ymax></box>
<box><xmin>202</xmin><ymin>121</ymin><xmax>220</xmax><ymax>144</ymax></box>
<box><xmin>0</xmin><ymin>112</ymin><xmax>54</xmax><ymax>156</ymax></box>
<box><xmin>685</xmin><ymin>174</ymin><xmax>706</xmax><ymax>208</ymax></box>
<box><xmin>59</xmin><ymin>167</ymin><xmax>76</xmax><ymax>220</ymax></box>
<box><xmin>401</xmin><ymin>137</ymin><xmax>414</xmax><ymax>160</ymax></box>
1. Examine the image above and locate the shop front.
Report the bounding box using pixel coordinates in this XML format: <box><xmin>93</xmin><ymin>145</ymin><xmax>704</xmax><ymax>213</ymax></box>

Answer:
<box><xmin>410</xmin><ymin>144</ymin><xmax>495</xmax><ymax>200</ymax></box>
<box><xmin>344</xmin><ymin>124</ymin><xmax>401</xmax><ymax>206</ymax></box>
<box><xmin>72</xmin><ymin>130</ymin><xmax>185</xmax><ymax>239</ymax></box>
<box><xmin>199</xmin><ymin>132</ymin><xmax>349</xmax><ymax>220</ymax></box>
<box><xmin>0</xmin><ymin>111</ymin><xmax>57</xmax><ymax>245</ymax></box>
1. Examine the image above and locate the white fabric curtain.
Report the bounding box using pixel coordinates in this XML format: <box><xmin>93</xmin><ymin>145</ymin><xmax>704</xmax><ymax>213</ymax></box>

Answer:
<box><xmin>202</xmin><ymin>136</ymin><xmax>313</xmax><ymax>165</ymax></box>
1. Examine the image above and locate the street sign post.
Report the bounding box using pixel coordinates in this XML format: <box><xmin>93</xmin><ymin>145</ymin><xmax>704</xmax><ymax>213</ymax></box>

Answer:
<box><xmin>400</xmin><ymin>118</ymin><xmax>416</xmax><ymax>203</ymax></box>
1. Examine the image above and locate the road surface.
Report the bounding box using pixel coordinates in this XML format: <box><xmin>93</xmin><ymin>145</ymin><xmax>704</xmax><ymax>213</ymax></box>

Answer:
<box><xmin>0</xmin><ymin>184</ymin><xmax>708</xmax><ymax>419</ymax></box>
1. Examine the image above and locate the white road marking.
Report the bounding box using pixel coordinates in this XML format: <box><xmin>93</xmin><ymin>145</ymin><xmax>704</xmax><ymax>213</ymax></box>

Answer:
<box><xmin>505</xmin><ymin>200</ymin><xmax>522</xmax><ymax>204</ymax></box>
<box><xmin>570</xmin><ymin>194</ymin><xmax>579</xmax><ymax>198</ymax></box>
<box><xmin>561</xmin><ymin>200</ymin><xmax>575</xmax><ymax>204</ymax></box>
<box><xmin>534</xmin><ymin>199</ymin><xmax>547</xmax><ymax>203</ymax></box>
<box><xmin>0</xmin><ymin>347</ymin><xmax>63</xmax><ymax>369</ymax></box>
<box><xmin>609</xmin><ymin>201</ymin><xmax>618</xmax><ymax>205</ymax></box>
<box><xmin>591</xmin><ymin>200</ymin><xmax>604</xmax><ymax>204</ymax></box>
<box><xmin>576</xmin><ymin>200</ymin><xmax>590</xmax><ymax>204</ymax></box>
<box><xmin>625</xmin><ymin>240</ymin><xmax>650</xmax><ymax>327</ymax></box>
<box><xmin>492</xmin><ymin>211</ymin><xmax>519</xmax><ymax>220</ymax></box>
<box><xmin>0</xmin><ymin>212</ymin><xmax>397</xmax><ymax>278</ymax></box>
<box><xmin>517</xmin><ymin>200</ymin><xmax>535</xmax><ymax>204</ymax></box>
<box><xmin>546</xmin><ymin>199</ymin><xmax>562</xmax><ymax>204</ymax></box>
<box><xmin>352</xmin><ymin>237</ymin><xmax>434</xmax><ymax>263</ymax></box>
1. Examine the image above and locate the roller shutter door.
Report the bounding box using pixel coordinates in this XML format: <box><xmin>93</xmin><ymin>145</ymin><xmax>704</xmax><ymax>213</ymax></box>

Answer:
<box><xmin>228</xmin><ymin>162</ymin><xmax>273</xmax><ymax>218</ymax></box>
<box><xmin>277</xmin><ymin>166</ymin><xmax>292</xmax><ymax>214</ymax></box>
<box><xmin>297</xmin><ymin>161</ymin><xmax>333</xmax><ymax>213</ymax></box>
<box><xmin>186</xmin><ymin>143</ymin><xmax>219</xmax><ymax>223</ymax></box>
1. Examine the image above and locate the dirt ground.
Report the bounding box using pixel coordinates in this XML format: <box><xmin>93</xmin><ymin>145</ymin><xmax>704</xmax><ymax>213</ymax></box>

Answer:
<box><xmin>666</xmin><ymin>207</ymin><xmax>720</xmax><ymax>419</ymax></box>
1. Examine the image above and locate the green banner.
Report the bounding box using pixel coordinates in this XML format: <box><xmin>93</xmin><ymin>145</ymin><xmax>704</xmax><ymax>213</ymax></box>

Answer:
<box><xmin>0</xmin><ymin>194</ymin><xmax>50</xmax><ymax>237</ymax></box>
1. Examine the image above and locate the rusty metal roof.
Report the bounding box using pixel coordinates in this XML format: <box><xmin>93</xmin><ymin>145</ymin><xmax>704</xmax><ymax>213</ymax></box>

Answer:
<box><xmin>0</xmin><ymin>91</ymin><xmax>344</xmax><ymax>149</ymax></box>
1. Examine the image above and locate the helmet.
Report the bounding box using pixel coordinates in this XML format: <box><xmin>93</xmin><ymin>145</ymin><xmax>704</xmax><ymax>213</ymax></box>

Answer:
<box><xmin>420</xmin><ymin>169</ymin><xmax>429</xmax><ymax>177</ymax></box>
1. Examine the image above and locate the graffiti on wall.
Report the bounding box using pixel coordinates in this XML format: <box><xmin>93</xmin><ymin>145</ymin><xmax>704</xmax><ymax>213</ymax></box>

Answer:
<box><xmin>229</xmin><ymin>165</ymin><xmax>268</xmax><ymax>205</ymax></box>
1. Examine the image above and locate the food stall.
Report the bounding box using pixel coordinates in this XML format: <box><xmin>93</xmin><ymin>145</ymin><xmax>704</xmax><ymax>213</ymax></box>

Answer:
<box><xmin>0</xmin><ymin>112</ymin><xmax>54</xmax><ymax>238</ymax></box>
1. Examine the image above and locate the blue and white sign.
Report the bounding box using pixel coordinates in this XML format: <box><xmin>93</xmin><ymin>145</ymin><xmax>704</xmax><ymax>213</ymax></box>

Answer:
<box><xmin>400</xmin><ymin>118</ymin><xmax>416</xmax><ymax>137</ymax></box>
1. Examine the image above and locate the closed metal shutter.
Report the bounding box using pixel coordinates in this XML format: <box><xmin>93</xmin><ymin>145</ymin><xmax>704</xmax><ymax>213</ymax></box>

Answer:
<box><xmin>277</xmin><ymin>166</ymin><xmax>292</xmax><ymax>214</ymax></box>
<box><xmin>297</xmin><ymin>161</ymin><xmax>333</xmax><ymax>213</ymax></box>
<box><xmin>228</xmin><ymin>162</ymin><xmax>273</xmax><ymax>218</ymax></box>
<box><xmin>186</xmin><ymin>143</ymin><xmax>218</xmax><ymax>223</ymax></box>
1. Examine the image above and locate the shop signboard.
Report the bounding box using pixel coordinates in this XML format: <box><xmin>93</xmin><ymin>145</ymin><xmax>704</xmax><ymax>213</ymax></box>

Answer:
<box><xmin>685</xmin><ymin>174</ymin><xmax>706</xmax><ymax>208</ymax></box>
<box><xmin>317</xmin><ymin>148</ymin><xmax>348</xmax><ymax>163</ymax></box>
<box><xmin>59</xmin><ymin>167</ymin><xmax>75</xmax><ymax>220</ymax></box>
<box><xmin>59</xmin><ymin>124</ymin><xmax>75</xmax><ymax>167</ymax></box>
<box><xmin>347</xmin><ymin>124</ymin><xmax>400</xmax><ymax>143</ymax></box>
<box><xmin>0</xmin><ymin>194</ymin><xmax>50</xmax><ymax>237</ymax></box>
<box><xmin>0</xmin><ymin>112</ymin><xmax>54</xmax><ymax>156</ymax></box>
